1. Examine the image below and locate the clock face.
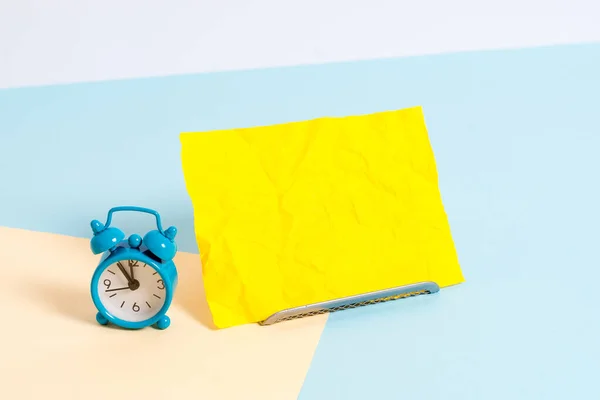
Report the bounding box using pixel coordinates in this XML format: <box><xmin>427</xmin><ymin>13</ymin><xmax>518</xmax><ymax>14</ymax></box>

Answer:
<box><xmin>97</xmin><ymin>259</ymin><xmax>167</xmax><ymax>323</ymax></box>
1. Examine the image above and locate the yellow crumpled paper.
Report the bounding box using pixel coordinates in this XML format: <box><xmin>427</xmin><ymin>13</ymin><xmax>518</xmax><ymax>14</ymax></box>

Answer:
<box><xmin>181</xmin><ymin>106</ymin><xmax>464</xmax><ymax>329</ymax></box>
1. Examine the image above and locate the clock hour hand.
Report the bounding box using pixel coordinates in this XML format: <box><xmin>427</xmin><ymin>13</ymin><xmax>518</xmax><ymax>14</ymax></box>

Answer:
<box><xmin>117</xmin><ymin>262</ymin><xmax>134</xmax><ymax>285</ymax></box>
<box><xmin>117</xmin><ymin>261</ymin><xmax>140</xmax><ymax>291</ymax></box>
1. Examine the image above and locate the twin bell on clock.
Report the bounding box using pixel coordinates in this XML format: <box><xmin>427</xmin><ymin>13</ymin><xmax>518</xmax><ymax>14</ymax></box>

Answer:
<box><xmin>88</xmin><ymin>206</ymin><xmax>179</xmax><ymax>330</ymax></box>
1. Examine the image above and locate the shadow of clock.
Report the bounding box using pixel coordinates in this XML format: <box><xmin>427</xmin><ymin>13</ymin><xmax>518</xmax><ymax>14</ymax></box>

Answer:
<box><xmin>170</xmin><ymin>251</ymin><xmax>217</xmax><ymax>330</ymax></box>
<box><xmin>18</xmin><ymin>255</ymin><xmax>216</xmax><ymax>329</ymax></box>
<box><xmin>24</xmin><ymin>266</ymin><xmax>217</xmax><ymax>330</ymax></box>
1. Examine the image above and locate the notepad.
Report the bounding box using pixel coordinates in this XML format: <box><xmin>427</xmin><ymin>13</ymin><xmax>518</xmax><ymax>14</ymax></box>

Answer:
<box><xmin>181</xmin><ymin>106</ymin><xmax>464</xmax><ymax>328</ymax></box>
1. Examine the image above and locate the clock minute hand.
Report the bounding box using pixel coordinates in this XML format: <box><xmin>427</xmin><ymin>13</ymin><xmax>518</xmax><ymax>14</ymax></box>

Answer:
<box><xmin>105</xmin><ymin>286</ymin><xmax>130</xmax><ymax>292</ymax></box>
<box><xmin>117</xmin><ymin>262</ymin><xmax>134</xmax><ymax>285</ymax></box>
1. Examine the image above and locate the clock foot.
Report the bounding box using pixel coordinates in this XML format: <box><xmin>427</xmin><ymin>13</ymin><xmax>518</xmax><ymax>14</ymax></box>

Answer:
<box><xmin>155</xmin><ymin>315</ymin><xmax>170</xmax><ymax>330</ymax></box>
<box><xmin>96</xmin><ymin>312</ymin><xmax>108</xmax><ymax>326</ymax></box>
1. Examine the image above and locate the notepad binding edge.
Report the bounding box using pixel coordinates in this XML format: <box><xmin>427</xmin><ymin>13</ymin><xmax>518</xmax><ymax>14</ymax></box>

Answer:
<box><xmin>258</xmin><ymin>281</ymin><xmax>440</xmax><ymax>326</ymax></box>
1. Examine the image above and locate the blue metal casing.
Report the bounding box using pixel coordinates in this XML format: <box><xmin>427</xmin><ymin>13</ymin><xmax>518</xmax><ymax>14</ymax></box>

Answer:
<box><xmin>89</xmin><ymin>206</ymin><xmax>178</xmax><ymax>330</ymax></box>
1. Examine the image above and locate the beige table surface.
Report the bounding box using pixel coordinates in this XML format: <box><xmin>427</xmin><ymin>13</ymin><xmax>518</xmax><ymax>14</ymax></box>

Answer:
<box><xmin>0</xmin><ymin>226</ymin><xmax>328</xmax><ymax>399</ymax></box>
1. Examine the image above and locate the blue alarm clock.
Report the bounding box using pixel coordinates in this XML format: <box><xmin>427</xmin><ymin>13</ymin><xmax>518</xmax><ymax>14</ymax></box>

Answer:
<box><xmin>89</xmin><ymin>206</ymin><xmax>178</xmax><ymax>330</ymax></box>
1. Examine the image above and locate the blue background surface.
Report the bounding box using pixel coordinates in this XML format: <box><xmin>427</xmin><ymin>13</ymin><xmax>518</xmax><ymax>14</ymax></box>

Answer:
<box><xmin>1</xmin><ymin>42</ymin><xmax>599</xmax><ymax>398</ymax></box>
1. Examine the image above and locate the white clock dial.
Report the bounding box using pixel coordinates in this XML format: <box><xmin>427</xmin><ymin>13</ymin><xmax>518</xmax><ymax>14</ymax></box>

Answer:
<box><xmin>97</xmin><ymin>259</ymin><xmax>167</xmax><ymax>323</ymax></box>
